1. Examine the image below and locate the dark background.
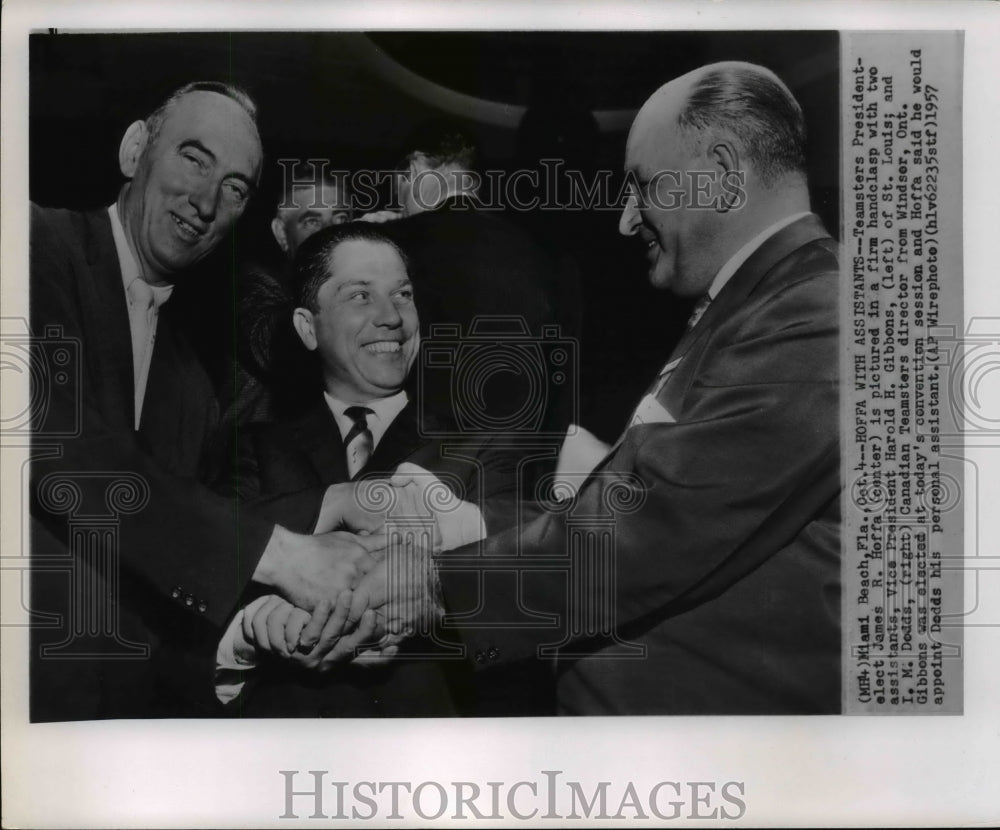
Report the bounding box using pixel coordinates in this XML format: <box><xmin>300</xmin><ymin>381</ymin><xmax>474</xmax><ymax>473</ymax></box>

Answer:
<box><xmin>30</xmin><ymin>31</ymin><xmax>839</xmax><ymax>439</ymax></box>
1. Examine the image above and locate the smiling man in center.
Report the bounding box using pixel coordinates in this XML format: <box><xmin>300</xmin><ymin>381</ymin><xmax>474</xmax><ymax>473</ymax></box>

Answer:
<box><xmin>291</xmin><ymin>226</ymin><xmax>421</xmax><ymax>473</ymax></box>
<box><xmin>220</xmin><ymin>222</ymin><xmax>539</xmax><ymax>716</ymax></box>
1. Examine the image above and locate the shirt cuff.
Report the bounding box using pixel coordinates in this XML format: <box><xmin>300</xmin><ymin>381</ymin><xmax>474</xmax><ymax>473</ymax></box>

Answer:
<box><xmin>391</xmin><ymin>462</ymin><xmax>488</xmax><ymax>550</ymax></box>
<box><xmin>437</xmin><ymin>494</ymin><xmax>487</xmax><ymax>550</ymax></box>
<box><xmin>215</xmin><ymin>608</ymin><xmax>258</xmax><ymax>704</ymax></box>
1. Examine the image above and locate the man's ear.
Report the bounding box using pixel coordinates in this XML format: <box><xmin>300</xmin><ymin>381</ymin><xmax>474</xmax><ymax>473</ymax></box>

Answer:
<box><xmin>706</xmin><ymin>138</ymin><xmax>743</xmax><ymax>212</ymax></box>
<box><xmin>271</xmin><ymin>217</ymin><xmax>290</xmax><ymax>253</ymax></box>
<box><xmin>119</xmin><ymin>120</ymin><xmax>149</xmax><ymax>178</ymax></box>
<box><xmin>292</xmin><ymin>307</ymin><xmax>318</xmax><ymax>351</ymax></box>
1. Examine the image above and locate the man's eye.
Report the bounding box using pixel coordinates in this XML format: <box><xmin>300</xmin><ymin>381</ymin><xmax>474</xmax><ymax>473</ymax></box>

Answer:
<box><xmin>350</xmin><ymin>291</ymin><xmax>370</xmax><ymax>303</ymax></box>
<box><xmin>332</xmin><ymin>212</ymin><xmax>351</xmax><ymax>225</ymax></box>
<box><xmin>181</xmin><ymin>152</ymin><xmax>207</xmax><ymax>172</ymax></box>
<box><xmin>301</xmin><ymin>216</ymin><xmax>319</xmax><ymax>229</ymax></box>
<box><xmin>222</xmin><ymin>181</ymin><xmax>248</xmax><ymax>202</ymax></box>
<box><xmin>395</xmin><ymin>288</ymin><xmax>414</xmax><ymax>302</ymax></box>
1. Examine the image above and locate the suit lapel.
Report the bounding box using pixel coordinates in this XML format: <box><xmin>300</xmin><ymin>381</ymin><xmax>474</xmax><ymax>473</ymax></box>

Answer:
<box><xmin>292</xmin><ymin>402</ymin><xmax>350</xmax><ymax>485</ymax></box>
<box><xmin>78</xmin><ymin>210</ymin><xmax>134</xmax><ymax>431</ymax></box>
<box><xmin>137</xmin><ymin>317</ymin><xmax>210</xmax><ymax>475</ymax></box>
<box><xmin>364</xmin><ymin>401</ymin><xmax>431</xmax><ymax>475</ymax></box>
<box><xmin>667</xmin><ymin>214</ymin><xmax>832</xmax><ymax>365</ymax></box>
<box><xmin>600</xmin><ymin>214</ymin><xmax>833</xmax><ymax>462</ymax></box>
<box><xmin>292</xmin><ymin>399</ymin><xmax>431</xmax><ymax>482</ymax></box>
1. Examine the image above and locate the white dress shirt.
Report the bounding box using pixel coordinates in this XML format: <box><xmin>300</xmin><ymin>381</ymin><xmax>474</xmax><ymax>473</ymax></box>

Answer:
<box><xmin>323</xmin><ymin>389</ymin><xmax>409</xmax><ymax>453</ymax></box>
<box><xmin>108</xmin><ymin>203</ymin><xmax>173</xmax><ymax>429</ymax></box>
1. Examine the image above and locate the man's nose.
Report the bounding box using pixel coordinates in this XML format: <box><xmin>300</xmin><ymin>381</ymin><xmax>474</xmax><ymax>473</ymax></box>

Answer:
<box><xmin>373</xmin><ymin>295</ymin><xmax>403</xmax><ymax>328</ymax></box>
<box><xmin>189</xmin><ymin>182</ymin><xmax>219</xmax><ymax>222</ymax></box>
<box><xmin>619</xmin><ymin>193</ymin><xmax>640</xmax><ymax>237</ymax></box>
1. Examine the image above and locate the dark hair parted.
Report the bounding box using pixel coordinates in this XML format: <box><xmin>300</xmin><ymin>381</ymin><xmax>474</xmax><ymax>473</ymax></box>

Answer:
<box><xmin>678</xmin><ymin>62</ymin><xmax>806</xmax><ymax>186</ymax></box>
<box><xmin>291</xmin><ymin>222</ymin><xmax>412</xmax><ymax>312</ymax></box>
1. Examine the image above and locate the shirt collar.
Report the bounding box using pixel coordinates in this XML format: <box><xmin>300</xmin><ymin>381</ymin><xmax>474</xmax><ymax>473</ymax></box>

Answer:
<box><xmin>706</xmin><ymin>211</ymin><xmax>812</xmax><ymax>300</ymax></box>
<box><xmin>108</xmin><ymin>203</ymin><xmax>174</xmax><ymax>307</ymax></box>
<box><xmin>323</xmin><ymin>389</ymin><xmax>409</xmax><ymax>448</ymax></box>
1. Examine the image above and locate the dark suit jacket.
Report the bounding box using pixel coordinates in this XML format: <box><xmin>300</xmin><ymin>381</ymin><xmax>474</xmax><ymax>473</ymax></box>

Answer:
<box><xmin>29</xmin><ymin>205</ymin><xmax>276</xmax><ymax>721</ymax></box>
<box><xmin>229</xmin><ymin>399</ymin><xmax>544</xmax><ymax>716</ymax></box>
<box><xmin>437</xmin><ymin>214</ymin><xmax>842</xmax><ymax>715</ymax></box>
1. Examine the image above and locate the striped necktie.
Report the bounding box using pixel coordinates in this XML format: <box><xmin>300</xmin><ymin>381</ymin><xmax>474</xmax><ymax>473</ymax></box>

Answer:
<box><xmin>344</xmin><ymin>405</ymin><xmax>375</xmax><ymax>479</ymax></box>
<box><xmin>686</xmin><ymin>293</ymin><xmax>712</xmax><ymax>331</ymax></box>
<box><xmin>623</xmin><ymin>293</ymin><xmax>712</xmax><ymax>429</ymax></box>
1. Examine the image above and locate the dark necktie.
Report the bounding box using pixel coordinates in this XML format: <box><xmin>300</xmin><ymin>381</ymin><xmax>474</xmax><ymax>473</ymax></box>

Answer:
<box><xmin>344</xmin><ymin>405</ymin><xmax>375</xmax><ymax>479</ymax></box>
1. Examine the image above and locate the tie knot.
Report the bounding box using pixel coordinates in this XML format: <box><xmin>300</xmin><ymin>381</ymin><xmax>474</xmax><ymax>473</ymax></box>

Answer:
<box><xmin>127</xmin><ymin>277</ymin><xmax>173</xmax><ymax>312</ymax></box>
<box><xmin>127</xmin><ymin>277</ymin><xmax>155</xmax><ymax>310</ymax></box>
<box><xmin>344</xmin><ymin>405</ymin><xmax>374</xmax><ymax>428</ymax></box>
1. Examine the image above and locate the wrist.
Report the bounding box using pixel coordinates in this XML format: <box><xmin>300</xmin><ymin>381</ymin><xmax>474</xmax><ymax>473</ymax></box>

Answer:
<box><xmin>253</xmin><ymin>524</ymin><xmax>293</xmax><ymax>587</ymax></box>
<box><xmin>315</xmin><ymin>481</ymin><xmax>354</xmax><ymax>533</ymax></box>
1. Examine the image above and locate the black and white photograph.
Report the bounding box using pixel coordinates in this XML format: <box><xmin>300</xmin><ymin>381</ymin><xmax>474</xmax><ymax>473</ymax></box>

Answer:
<box><xmin>1</xmin><ymin>1</ymin><xmax>997</xmax><ymax>827</ymax></box>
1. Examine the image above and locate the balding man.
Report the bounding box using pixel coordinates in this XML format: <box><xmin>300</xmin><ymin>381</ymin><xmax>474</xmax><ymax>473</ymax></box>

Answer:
<box><xmin>29</xmin><ymin>82</ymin><xmax>377</xmax><ymax>720</ymax></box>
<box><xmin>334</xmin><ymin>62</ymin><xmax>842</xmax><ymax>715</ymax></box>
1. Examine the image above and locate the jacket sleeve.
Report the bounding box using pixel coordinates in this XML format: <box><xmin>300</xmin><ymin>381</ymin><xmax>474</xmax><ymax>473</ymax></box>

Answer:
<box><xmin>460</xmin><ymin>434</ymin><xmax>528</xmax><ymax>536</ymax></box>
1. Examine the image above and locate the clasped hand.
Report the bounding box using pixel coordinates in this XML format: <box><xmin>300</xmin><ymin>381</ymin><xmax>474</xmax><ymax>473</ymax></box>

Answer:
<box><xmin>240</xmin><ymin>590</ymin><xmax>405</xmax><ymax>671</ymax></box>
<box><xmin>244</xmin><ymin>469</ymin><xmax>448</xmax><ymax>669</ymax></box>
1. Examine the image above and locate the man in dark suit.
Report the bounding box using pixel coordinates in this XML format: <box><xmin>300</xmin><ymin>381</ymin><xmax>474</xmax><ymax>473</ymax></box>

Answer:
<box><xmin>29</xmin><ymin>82</ymin><xmax>377</xmax><ymax>721</ymax></box>
<box><xmin>328</xmin><ymin>61</ymin><xmax>842</xmax><ymax>715</ymax></box>
<box><xmin>217</xmin><ymin>223</ymin><xmax>546</xmax><ymax>716</ymax></box>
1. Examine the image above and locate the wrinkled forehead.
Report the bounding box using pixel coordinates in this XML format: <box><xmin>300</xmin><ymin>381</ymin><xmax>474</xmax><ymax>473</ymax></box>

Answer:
<box><xmin>156</xmin><ymin>90</ymin><xmax>262</xmax><ymax>178</ymax></box>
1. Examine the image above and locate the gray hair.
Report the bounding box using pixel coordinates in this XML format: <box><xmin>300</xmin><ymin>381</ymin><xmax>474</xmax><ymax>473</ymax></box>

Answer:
<box><xmin>678</xmin><ymin>62</ymin><xmax>806</xmax><ymax>186</ymax></box>
<box><xmin>144</xmin><ymin>81</ymin><xmax>259</xmax><ymax>145</ymax></box>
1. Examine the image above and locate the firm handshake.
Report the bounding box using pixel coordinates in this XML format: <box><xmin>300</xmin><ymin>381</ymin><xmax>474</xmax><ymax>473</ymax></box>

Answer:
<box><xmin>237</xmin><ymin>465</ymin><xmax>483</xmax><ymax>674</ymax></box>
